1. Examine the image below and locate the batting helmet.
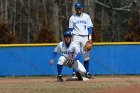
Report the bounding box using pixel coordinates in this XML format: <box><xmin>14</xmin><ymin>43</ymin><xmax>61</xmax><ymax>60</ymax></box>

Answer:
<box><xmin>75</xmin><ymin>2</ymin><xmax>82</xmax><ymax>9</ymax></box>
<box><xmin>64</xmin><ymin>31</ymin><xmax>72</xmax><ymax>37</ymax></box>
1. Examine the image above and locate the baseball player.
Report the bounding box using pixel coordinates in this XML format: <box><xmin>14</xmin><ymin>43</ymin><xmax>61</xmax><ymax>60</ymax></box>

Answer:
<box><xmin>68</xmin><ymin>2</ymin><xmax>93</xmax><ymax>79</ymax></box>
<box><xmin>49</xmin><ymin>31</ymin><xmax>86</xmax><ymax>82</ymax></box>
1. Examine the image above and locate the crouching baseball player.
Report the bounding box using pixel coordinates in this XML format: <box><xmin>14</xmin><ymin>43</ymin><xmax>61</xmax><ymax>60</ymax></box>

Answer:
<box><xmin>49</xmin><ymin>31</ymin><xmax>86</xmax><ymax>82</ymax></box>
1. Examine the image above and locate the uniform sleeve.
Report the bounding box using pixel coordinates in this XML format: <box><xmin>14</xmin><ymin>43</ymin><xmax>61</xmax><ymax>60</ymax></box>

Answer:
<box><xmin>87</xmin><ymin>15</ymin><xmax>93</xmax><ymax>28</ymax></box>
<box><xmin>73</xmin><ymin>52</ymin><xmax>81</xmax><ymax>61</ymax></box>
<box><xmin>54</xmin><ymin>43</ymin><xmax>61</xmax><ymax>53</ymax></box>
<box><xmin>51</xmin><ymin>52</ymin><xmax>57</xmax><ymax>60</ymax></box>
<box><xmin>88</xmin><ymin>27</ymin><xmax>92</xmax><ymax>34</ymax></box>
<box><xmin>73</xmin><ymin>44</ymin><xmax>81</xmax><ymax>60</ymax></box>
<box><xmin>68</xmin><ymin>16</ymin><xmax>74</xmax><ymax>28</ymax></box>
<box><xmin>51</xmin><ymin>43</ymin><xmax>61</xmax><ymax>60</ymax></box>
<box><xmin>68</xmin><ymin>28</ymin><xmax>74</xmax><ymax>32</ymax></box>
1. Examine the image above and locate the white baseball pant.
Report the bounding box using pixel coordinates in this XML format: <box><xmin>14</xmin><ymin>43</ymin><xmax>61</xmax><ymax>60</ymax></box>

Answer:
<box><xmin>72</xmin><ymin>35</ymin><xmax>90</xmax><ymax>61</ymax></box>
<box><xmin>57</xmin><ymin>56</ymin><xmax>86</xmax><ymax>74</ymax></box>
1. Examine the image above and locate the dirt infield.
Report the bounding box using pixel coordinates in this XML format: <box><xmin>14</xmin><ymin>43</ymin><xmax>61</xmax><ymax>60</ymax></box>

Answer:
<box><xmin>0</xmin><ymin>76</ymin><xmax>140</xmax><ymax>93</ymax></box>
<box><xmin>93</xmin><ymin>85</ymin><xmax>140</xmax><ymax>93</ymax></box>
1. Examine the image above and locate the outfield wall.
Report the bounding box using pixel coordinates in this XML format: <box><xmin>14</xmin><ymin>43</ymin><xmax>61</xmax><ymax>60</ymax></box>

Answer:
<box><xmin>0</xmin><ymin>43</ymin><xmax>140</xmax><ymax>76</ymax></box>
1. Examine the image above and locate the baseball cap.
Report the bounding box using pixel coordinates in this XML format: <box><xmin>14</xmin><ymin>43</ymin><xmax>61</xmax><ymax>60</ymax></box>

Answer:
<box><xmin>75</xmin><ymin>2</ymin><xmax>82</xmax><ymax>9</ymax></box>
<box><xmin>64</xmin><ymin>31</ymin><xmax>72</xmax><ymax>37</ymax></box>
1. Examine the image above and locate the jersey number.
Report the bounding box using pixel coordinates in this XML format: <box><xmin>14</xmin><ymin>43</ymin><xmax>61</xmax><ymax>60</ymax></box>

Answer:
<box><xmin>84</xmin><ymin>25</ymin><xmax>86</xmax><ymax>30</ymax></box>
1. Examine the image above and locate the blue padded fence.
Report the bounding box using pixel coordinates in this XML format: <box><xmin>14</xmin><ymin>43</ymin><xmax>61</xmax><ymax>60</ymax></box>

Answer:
<box><xmin>0</xmin><ymin>44</ymin><xmax>140</xmax><ymax>76</ymax></box>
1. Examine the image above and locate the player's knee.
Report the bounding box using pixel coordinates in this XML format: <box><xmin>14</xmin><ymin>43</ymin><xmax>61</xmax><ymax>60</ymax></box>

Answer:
<box><xmin>79</xmin><ymin>68</ymin><xmax>86</xmax><ymax>74</ymax></box>
<box><xmin>57</xmin><ymin>56</ymin><xmax>66</xmax><ymax>65</ymax></box>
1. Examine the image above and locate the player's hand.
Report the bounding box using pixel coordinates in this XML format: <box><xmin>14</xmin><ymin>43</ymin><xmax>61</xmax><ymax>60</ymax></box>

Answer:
<box><xmin>49</xmin><ymin>59</ymin><xmax>54</xmax><ymax>65</ymax></box>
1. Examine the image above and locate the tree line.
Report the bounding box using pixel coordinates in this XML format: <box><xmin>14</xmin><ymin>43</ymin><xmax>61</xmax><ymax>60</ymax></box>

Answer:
<box><xmin>0</xmin><ymin>0</ymin><xmax>140</xmax><ymax>44</ymax></box>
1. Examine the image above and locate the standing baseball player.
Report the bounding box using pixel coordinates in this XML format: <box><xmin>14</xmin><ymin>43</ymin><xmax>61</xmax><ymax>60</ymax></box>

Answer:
<box><xmin>49</xmin><ymin>31</ymin><xmax>86</xmax><ymax>82</ymax></box>
<box><xmin>68</xmin><ymin>2</ymin><xmax>93</xmax><ymax>79</ymax></box>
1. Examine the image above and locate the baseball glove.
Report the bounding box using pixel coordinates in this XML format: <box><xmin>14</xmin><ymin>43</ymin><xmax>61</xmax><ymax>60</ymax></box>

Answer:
<box><xmin>83</xmin><ymin>40</ymin><xmax>93</xmax><ymax>51</ymax></box>
<box><xmin>63</xmin><ymin>58</ymin><xmax>75</xmax><ymax>68</ymax></box>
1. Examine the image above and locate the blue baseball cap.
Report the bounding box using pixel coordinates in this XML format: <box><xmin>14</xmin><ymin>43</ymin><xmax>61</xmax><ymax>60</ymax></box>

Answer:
<box><xmin>75</xmin><ymin>2</ymin><xmax>82</xmax><ymax>9</ymax></box>
<box><xmin>64</xmin><ymin>31</ymin><xmax>72</xmax><ymax>37</ymax></box>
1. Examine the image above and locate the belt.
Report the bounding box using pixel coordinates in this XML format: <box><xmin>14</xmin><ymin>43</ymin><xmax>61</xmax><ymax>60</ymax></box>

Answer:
<box><xmin>73</xmin><ymin>34</ymin><xmax>88</xmax><ymax>36</ymax></box>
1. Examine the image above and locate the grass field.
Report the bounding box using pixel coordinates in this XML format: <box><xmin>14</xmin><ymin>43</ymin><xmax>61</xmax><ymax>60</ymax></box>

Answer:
<box><xmin>0</xmin><ymin>76</ymin><xmax>140</xmax><ymax>93</ymax></box>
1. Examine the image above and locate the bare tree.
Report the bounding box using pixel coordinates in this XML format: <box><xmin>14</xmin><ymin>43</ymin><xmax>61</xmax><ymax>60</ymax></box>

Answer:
<box><xmin>0</xmin><ymin>0</ymin><xmax>140</xmax><ymax>43</ymax></box>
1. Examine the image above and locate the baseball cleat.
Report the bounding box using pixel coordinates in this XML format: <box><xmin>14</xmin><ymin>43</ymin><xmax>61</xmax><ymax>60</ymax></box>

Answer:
<box><xmin>76</xmin><ymin>72</ymin><xmax>83</xmax><ymax>81</ymax></box>
<box><xmin>85</xmin><ymin>73</ymin><xmax>94</xmax><ymax>79</ymax></box>
<box><xmin>72</xmin><ymin>73</ymin><xmax>77</xmax><ymax>77</ymax></box>
<box><xmin>57</xmin><ymin>75</ymin><xmax>63</xmax><ymax>82</ymax></box>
